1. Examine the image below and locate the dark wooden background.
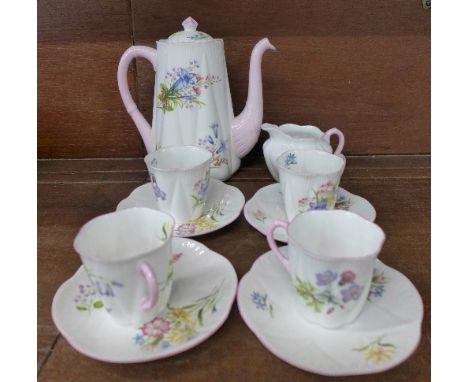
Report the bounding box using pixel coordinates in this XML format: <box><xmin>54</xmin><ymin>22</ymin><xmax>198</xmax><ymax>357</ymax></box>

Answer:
<box><xmin>38</xmin><ymin>0</ymin><xmax>430</xmax><ymax>158</ymax></box>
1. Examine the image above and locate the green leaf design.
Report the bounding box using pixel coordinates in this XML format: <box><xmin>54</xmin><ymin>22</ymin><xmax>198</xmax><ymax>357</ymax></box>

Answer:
<box><xmin>93</xmin><ymin>300</ymin><xmax>104</xmax><ymax>309</ymax></box>
<box><xmin>76</xmin><ymin>305</ymin><xmax>87</xmax><ymax>311</ymax></box>
<box><xmin>197</xmin><ymin>308</ymin><xmax>204</xmax><ymax>326</ymax></box>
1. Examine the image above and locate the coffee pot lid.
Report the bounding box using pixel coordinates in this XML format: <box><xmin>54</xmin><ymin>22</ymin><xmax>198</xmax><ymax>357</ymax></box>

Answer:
<box><xmin>168</xmin><ymin>17</ymin><xmax>213</xmax><ymax>43</ymax></box>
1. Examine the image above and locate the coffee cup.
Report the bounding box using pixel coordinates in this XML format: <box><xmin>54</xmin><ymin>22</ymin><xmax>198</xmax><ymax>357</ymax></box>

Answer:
<box><xmin>267</xmin><ymin>210</ymin><xmax>385</xmax><ymax>329</ymax></box>
<box><xmin>145</xmin><ymin>146</ymin><xmax>212</xmax><ymax>223</ymax></box>
<box><xmin>277</xmin><ymin>149</ymin><xmax>345</xmax><ymax>220</ymax></box>
<box><xmin>73</xmin><ymin>207</ymin><xmax>175</xmax><ymax>327</ymax></box>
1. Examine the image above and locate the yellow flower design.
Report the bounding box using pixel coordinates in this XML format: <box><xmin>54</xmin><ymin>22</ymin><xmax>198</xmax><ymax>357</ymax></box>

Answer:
<box><xmin>365</xmin><ymin>345</ymin><xmax>395</xmax><ymax>363</ymax></box>
<box><xmin>353</xmin><ymin>336</ymin><xmax>396</xmax><ymax>364</ymax></box>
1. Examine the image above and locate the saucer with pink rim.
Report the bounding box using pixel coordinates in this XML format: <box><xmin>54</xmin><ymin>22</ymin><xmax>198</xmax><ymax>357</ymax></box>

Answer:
<box><xmin>52</xmin><ymin>238</ymin><xmax>238</xmax><ymax>363</ymax></box>
<box><xmin>244</xmin><ymin>183</ymin><xmax>376</xmax><ymax>242</ymax></box>
<box><xmin>237</xmin><ymin>247</ymin><xmax>423</xmax><ymax>376</ymax></box>
<box><xmin>117</xmin><ymin>179</ymin><xmax>245</xmax><ymax>237</ymax></box>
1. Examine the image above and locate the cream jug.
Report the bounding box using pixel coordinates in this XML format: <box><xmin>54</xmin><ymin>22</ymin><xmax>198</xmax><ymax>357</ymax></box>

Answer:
<box><xmin>262</xmin><ymin>123</ymin><xmax>345</xmax><ymax>181</ymax></box>
<box><xmin>118</xmin><ymin>17</ymin><xmax>276</xmax><ymax>180</ymax></box>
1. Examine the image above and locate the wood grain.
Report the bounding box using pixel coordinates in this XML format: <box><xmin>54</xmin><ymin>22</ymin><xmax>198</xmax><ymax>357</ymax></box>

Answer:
<box><xmin>37</xmin><ymin>156</ymin><xmax>430</xmax><ymax>381</ymax></box>
<box><xmin>38</xmin><ymin>0</ymin><xmax>430</xmax><ymax>158</ymax></box>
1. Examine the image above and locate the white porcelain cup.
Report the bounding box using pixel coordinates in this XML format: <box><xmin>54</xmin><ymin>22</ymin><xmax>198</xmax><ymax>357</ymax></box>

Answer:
<box><xmin>73</xmin><ymin>207</ymin><xmax>175</xmax><ymax>327</ymax></box>
<box><xmin>267</xmin><ymin>210</ymin><xmax>385</xmax><ymax>329</ymax></box>
<box><xmin>145</xmin><ymin>146</ymin><xmax>212</xmax><ymax>223</ymax></box>
<box><xmin>277</xmin><ymin>149</ymin><xmax>346</xmax><ymax>221</ymax></box>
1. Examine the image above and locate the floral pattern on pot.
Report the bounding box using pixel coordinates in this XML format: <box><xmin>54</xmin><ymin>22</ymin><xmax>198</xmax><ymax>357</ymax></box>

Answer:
<box><xmin>353</xmin><ymin>336</ymin><xmax>396</xmax><ymax>364</ymax></box>
<box><xmin>297</xmin><ymin>181</ymin><xmax>338</xmax><ymax>211</ymax></box>
<box><xmin>157</xmin><ymin>61</ymin><xmax>221</xmax><ymax>112</ymax></box>
<box><xmin>295</xmin><ymin>271</ymin><xmax>364</xmax><ymax>315</ymax></box>
<box><xmin>175</xmin><ymin>201</ymin><xmax>225</xmax><ymax>236</ymax></box>
<box><xmin>187</xmin><ymin>32</ymin><xmax>209</xmax><ymax>40</ymax></box>
<box><xmin>160</xmin><ymin>222</ymin><xmax>172</xmax><ymax>241</ymax></box>
<box><xmin>150</xmin><ymin>173</ymin><xmax>167</xmax><ymax>201</ymax></box>
<box><xmin>132</xmin><ymin>282</ymin><xmax>223</xmax><ymax>350</ymax></box>
<box><xmin>75</xmin><ymin>270</ymin><xmax>124</xmax><ymax>313</ymax></box>
<box><xmin>198</xmin><ymin>123</ymin><xmax>228</xmax><ymax>168</ymax></box>
<box><xmin>253</xmin><ymin>209</ymin><xmax>267</xmax><ymax>223</ymax></box>
<box><xmin>251</xmin><ymin>291</ymin><xmax>273</xmax><ymax>317</ymax></box>
<box><xmin>368</xmin><ymin>269</ymin><xmax>388</xmax><ymax>300</ymax></box>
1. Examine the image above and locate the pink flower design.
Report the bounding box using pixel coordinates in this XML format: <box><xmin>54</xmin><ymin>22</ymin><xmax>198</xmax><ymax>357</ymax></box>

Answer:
<box><xmin>176</xmin><ymin>223</ymin><xmax>196</xmax><ymax>236</ymax></box>
<box><xmin>194</xmin><ymin>86</ymin><xmax>201</xmax><ymax>95</ymax></box>
<box><xmin>142</xmin><ymin>317</ymin><xmax>171</xmax><ymax>338</ymax></box>
<box><xmin>339</xmin><ymin>270</ymin><xmax>356</xmax><ymax>285</ymax></box>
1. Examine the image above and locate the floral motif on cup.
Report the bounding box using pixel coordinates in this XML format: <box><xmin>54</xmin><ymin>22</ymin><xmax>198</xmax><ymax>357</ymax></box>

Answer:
<box><xmin>132</xmin><ymin>283</ymin><xmax>223</xmax><ymax>350</ymax></box>
<box><xmin>160</xmin><ymin>221</ymin><xmax>172</xmax><ymax>241</ymax></box>
<box><xmin>353</xmin><ymin>336</ymin><xmax>396</xmax><ymax>364</ymax></box>
<box><xmin>192</xmin><ymin>171</ymin><xmax>210</xmax><ymax>209</ymax></box>
<box><xmin>198</xmin><ymin>123</ymin><xmax>228</xmax><ymax>168</ymax></box>
<box><xmin>297</xmin><ymin>181</ymin><xmax>338</xmax><ymax>211</ymax></box>
<box><xmin>368</xmin><ymin>269</ymin><xmax>387</xmax><ymax>300</ymax></box>
<box><xmin>284</xmin><ymin>152</ymin><xmax>297</xmax><ymax>166</ymax></box>
<box><xmin>74</xmin><ymin>270</ymin><xmax>124</xmax><ymax>313</ymax></box>
<box><xmin>157</xmin><ymin>61</ymin><xmax>220</xmax><ymax>112</ymax></box>
<box><xmin>253</xmin><ymin>209</ymin><xmax>267</xmax><ymax>223</ymax></box>
<box><xmin>174</xmin><ymin>201</ymin><xmax>225</xmax><ymax>236</ymax></box>
<box><xmin>251</xmin><ymin>291</ymin><xmax>273</xmax><ymax>317</ymax></box>
<box><xmin>295</xmin><ymin>270</ymin><xmax>364</xmax><ymax>315</ymax></box>
<box><xmin>150</xmin><ymin>173</ymin><xmax>166</xmax><ymax>201</ymax></box>
<box><xmin>160</xmin><ymin>252</ymin><xmax>182</xmax><ymax>294</ymax></box>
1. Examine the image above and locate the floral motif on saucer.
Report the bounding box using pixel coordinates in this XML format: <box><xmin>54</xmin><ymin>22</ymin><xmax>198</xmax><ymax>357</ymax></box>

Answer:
<box><xmin>244</xmin><ymin>183</ymin><xmax>376</xmax><ymax>242</ymax></box>
<box><xmin>237</xmin><ymin>249</ymin><xmax>423</xmax><ymax>376</ymax></box>
<box><xmin>117</xmin><ymin>178</ymin><xmax>245</xmax><ymax>237</ymax></box>
<box><xmin>52</xmin><ymin>238</ymin><xmax>238</xmax><ymax>363</ymax></box>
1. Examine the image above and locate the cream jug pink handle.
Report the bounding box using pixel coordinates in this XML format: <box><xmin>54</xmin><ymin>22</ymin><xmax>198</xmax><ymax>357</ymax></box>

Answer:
<box><xmin>117</xmin><ymin>46</ymin><xmax>158</xmax><ymax>153</ymax></box>
<box><xmin>323</xmin><ymin>128</ymin><xmax>345</xmax><ymax>155</ymax></box>
<box><xmin>267</xmin><ymin>220</ymin><xmax>290</xmax><ymax>271</ymax></box>
<box><xmin>139</xmin><ymin>262</ymin><xmax>159</xmax><ymax>311</ymax></box>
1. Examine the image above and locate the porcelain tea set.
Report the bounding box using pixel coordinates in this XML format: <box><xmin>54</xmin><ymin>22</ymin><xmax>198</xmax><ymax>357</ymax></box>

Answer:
<box><xmin>52</xmin><ymin>17</ymin><xmax>422</xmax><ymax>376</ymax></box>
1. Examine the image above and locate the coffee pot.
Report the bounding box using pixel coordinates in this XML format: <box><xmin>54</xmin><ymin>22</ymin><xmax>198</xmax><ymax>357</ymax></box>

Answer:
<box><xmin>118</xmin><ymin>17</ymin><xmax>276</xmax><ymax>180</ymax></box>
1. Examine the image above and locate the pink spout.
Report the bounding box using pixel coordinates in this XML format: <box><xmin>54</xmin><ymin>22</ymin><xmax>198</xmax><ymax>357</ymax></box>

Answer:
<box><xmin>232</xmin><ymin>38</ymin><xmax>276</xmax><ymax>158</ymax></box>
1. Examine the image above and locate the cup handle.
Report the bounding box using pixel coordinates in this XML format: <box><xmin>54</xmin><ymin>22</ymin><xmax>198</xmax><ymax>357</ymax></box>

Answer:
<box><xmin>139</xmin><ymin>262</ymin><xmax>159</xmax><ymax>311</ymax></box>
<box><xmin>267</xmin><ymin>220</ymin><xmax>290</xmax><ymax>271</ymax></box>
<box><xmin>323</xmin><ymin>128</ymin><xmax>345</xmax><ymax>155</ymax></box>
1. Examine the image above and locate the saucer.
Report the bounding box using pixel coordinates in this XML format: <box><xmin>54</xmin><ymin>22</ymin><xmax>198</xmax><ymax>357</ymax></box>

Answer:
<box><xmin>52</xmin><ymin>238</ymin><xmax>238</xmax><ymax>363</ymax></box>
<box><xmin>117</xmin><ymin>179</ymin><xmax>245</xmax><ymax>237</ymax></box>
<box><xmin>237</xmin><ymin>248</ymin><xmax>423</xmax><ymax>376</ymax></box>
<box><xmin>244</xmin><ymin>183</ymin><xmax>376</xmax><ymax>242</ymax></box>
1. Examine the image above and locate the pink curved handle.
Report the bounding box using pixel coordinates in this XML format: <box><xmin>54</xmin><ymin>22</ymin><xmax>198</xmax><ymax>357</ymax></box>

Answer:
<box><xmin>117</xmin><ymin>46</ymin><xmax>157</xmax><ymax>154</ymax></box>
<box><xmin>139</xmin><ymin>262</ymin><xmax>159</xmax><ymax>311</ymax></box>
<box><xmin>323</xmin><ymin>128</ymin><xmax>345</xmax><ymax>155</ymax></box>
<box><xmin>266</xmin><ymin>220</ymin><xmax>290</xmax><ymax>271</ymax></box>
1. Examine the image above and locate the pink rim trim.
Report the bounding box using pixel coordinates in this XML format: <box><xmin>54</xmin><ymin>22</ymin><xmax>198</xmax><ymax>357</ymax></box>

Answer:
<box><xmin>323</xmin><ymin>127</ymin><xmax>345</xmax><ymax>155</ymax></box>
<box><xmin>140</xmin><ymin>262</ymin><xmax>158</xmax><ymax>311</ymax></box>
<box><xmin>266</xmin><ymin>220</ymin><xmax>290</xmax><ymax>271</ymax></box>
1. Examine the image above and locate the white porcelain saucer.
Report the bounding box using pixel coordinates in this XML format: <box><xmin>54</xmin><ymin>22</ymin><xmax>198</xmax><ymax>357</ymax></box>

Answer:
<box><xmin>117</xmin><ymin>179</ymin><xmax>245</xmax><ymax>237</ymax></box>
<box><xmin>237</xmin><ymin>248</ymin><xmax>423</xmax><ymax>376</ymax></box>
<box><xmin>244</xmin><ymin>183</ymin><xmax>376</xmax><ymax>242</ymax></box>
<box><xmin>52</xmin><ymin>238</ymin><xmax>238</xmax><ymax>363</ymax></box>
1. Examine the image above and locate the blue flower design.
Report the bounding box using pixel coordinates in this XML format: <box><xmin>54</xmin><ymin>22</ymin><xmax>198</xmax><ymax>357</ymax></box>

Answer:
<box><xmin>133</xmin><ymin>334</ymin><xmax>145</xmax><ymax>345</ymax></box>
<box><xmin>251</xmin><ymin>291</ymin><xmax>267</xmax><ymax>310</ymax></box>
<box><xmin>316</xmin><ymin>270</ymin><xmax>337</xmax><ymax>286</ymax></box>
<box><xmin>308</xmin><ymin>199</ymin><xmax>328</xmax><ymax>210</ymax></box>
<box><xmin>171</xmin><ymin>68</ymin><xmax>197</xmax><ymax>91</ymax></box>
<box><xmin>285</xmin><ymin>153</ymin><xmax>298</xmax><ymax>166</ymax></box>
<box><xmin>161</xmin><ymin>341</ymin><xmax>171</xmax><ymax>349</ymax></box>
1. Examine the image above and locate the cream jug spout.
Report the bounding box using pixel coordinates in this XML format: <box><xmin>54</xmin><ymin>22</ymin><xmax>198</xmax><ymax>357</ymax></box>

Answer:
<box><xmin>232</xmin><ymin>38</ymin><xmax>276</xmax><ymax>158</ymax></box>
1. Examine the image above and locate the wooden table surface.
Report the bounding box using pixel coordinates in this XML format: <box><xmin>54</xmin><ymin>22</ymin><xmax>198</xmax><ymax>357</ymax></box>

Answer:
<box><xmin>38</xmin><ymin>155</ymin><xmax>430</xmax><ymax>381</ymax></box>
